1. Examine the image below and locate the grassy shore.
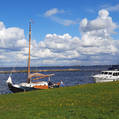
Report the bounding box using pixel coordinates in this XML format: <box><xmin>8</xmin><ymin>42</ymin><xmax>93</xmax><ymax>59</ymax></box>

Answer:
<box><xmin>0</xmin><ymin>82</ymin><xmax>119</xmax><ymax>119</ymax></box>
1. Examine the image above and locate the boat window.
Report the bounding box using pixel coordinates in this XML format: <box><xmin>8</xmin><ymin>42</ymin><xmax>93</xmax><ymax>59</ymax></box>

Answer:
<box><xmin>104</xmin><ymin>72</ymin><xmax>108</xmax><ymax>75</ymax></box>
<box><xmin>101</xmin><ymin>72</ymin><xmax>104</xmax><ymax>74</ymax></box>
<box><xmin>109</xmin><ymin>72</ymin><xmax>112</xmax><ymax>75</ymax></box>
<box><xmin>113</xmin><ymin>73</ymin><xmax>118</xmax><ymax>76</ymax></box>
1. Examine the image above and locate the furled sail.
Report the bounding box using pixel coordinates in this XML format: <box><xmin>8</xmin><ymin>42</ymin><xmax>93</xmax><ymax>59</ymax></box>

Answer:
<box><xmin>28</xmin><ymin>73</ymin><xmax>55</xmax><ymax>81</ymax></box>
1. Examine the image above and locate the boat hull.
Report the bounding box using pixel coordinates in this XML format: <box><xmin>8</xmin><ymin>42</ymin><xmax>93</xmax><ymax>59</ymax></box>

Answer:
<box><xmin>7</xmin><ymin>83</ymin><xmax>36</xmax><ymax>93</ymax></box>
<box><xmin>93</xmin><ymin>77</ymin><xmax>119</xmax><ymax>83</ymax></box>
<box><xmin>94</xmin><ymin>78</ymin><xmax>113</xmax><ymax>83</ymax></box>
<box><xmin>7</xmin><ymin>82</ymin><xmax>60</xmax><ymax>93</ymax></box>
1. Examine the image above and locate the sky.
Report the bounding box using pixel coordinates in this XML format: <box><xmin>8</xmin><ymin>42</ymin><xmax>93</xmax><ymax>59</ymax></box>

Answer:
<box><xmin>0</xmin><ymin>0</ymin><xmax>119</xmax><ymax>66</ymax></box>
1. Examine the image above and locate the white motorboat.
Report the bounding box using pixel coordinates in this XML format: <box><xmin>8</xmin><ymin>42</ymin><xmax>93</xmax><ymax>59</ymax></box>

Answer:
<box><xmin>92</xmin><ymin>70</ymin><xmax>119</xmax><ymax>83</ymax></box>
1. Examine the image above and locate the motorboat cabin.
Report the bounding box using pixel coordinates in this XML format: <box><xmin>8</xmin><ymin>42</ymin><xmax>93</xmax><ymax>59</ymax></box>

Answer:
<box><xmin>92</xmin><ymin>70</ymin><xmax>119</xmax><ymax>83</ymax></box>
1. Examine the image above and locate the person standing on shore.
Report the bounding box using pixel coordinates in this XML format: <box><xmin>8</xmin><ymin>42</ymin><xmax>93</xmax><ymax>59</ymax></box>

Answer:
<box><xmin>60</xmin><ymin>80</ymin><xmax>64</xmax><ymax>87</ymax></box>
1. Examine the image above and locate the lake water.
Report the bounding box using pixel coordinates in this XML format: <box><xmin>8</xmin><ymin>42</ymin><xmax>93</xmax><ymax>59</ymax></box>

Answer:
<box><xmin>0</xmin><ymin>65</ymin><xmax>110</xmax><ymax>94</ymax></box>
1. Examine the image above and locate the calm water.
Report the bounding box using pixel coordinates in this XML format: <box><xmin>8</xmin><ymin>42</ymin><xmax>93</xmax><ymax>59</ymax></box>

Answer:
<box><xmin>0</xmin><ymin>65</ymin><xmax>110</xmax><ymax>94</ymax></box>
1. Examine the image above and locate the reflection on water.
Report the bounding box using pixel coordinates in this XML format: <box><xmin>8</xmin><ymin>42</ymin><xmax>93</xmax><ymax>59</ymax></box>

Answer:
<box><xmin>0</xmin><ymin>66</ymin><xmax>109</xmax><ymax>94</ymax></box>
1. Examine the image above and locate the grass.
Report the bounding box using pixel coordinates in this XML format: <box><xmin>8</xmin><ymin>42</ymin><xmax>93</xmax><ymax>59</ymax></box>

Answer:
<box><xmin>0</xmin><ymin>82</ymin><xmax>119</xmax><ymax>119</ymax></box>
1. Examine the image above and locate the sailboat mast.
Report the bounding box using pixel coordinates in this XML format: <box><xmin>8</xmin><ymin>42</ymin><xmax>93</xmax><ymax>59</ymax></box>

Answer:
<box><xmin>27</xmin><ymin>20</ymin><xmax>31</xmax><ymax>83</ymax></box>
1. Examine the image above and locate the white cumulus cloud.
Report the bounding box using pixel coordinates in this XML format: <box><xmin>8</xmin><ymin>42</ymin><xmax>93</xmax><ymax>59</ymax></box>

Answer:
<box><xmin>0</xmin><ymin>9</ymin><xmax>119</xmax><ymax>66</ymax></box>
<box><xmin>0</xmin><ymin>21</ymin><xmax>28</xmax><ymax>66</ymax></box>
<box><xmin>0</xmin><ymin>23</ymin><xmax>26</xmax><ymax>49</ymax></box>
<box><xmin>78</xmin><ymin>9</ymin><xmax>119</xmax><ymax>65</ymax></box>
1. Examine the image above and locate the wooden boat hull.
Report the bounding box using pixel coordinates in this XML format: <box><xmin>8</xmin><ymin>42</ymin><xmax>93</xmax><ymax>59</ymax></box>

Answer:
<box><xmin>7</xmin><ymin>82</ymin><xmax>60</xmax><ymax>93</ymax></box>
<box><xmin>7</xmin><ymin>83</ymin><xmax>36</xmax><ymax>93</ymax></box>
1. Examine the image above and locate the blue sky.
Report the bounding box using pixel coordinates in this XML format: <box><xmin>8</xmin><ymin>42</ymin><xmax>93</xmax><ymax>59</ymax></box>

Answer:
<box><xmin>0</xmin><ymin>0</ymin><xmax>119</xmax><ymax>66</ymax></box>
<box><xmin>1</xmin><ymin>0</ymin><xmax>119</xmax><ymax>40</ymax></box>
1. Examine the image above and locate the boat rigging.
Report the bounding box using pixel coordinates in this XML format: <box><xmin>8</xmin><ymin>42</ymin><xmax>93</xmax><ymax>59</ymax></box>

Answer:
<box><xmin>6</xmin><ymin>20</ymin><xmax>60</xmax><ymax>93</ymax></box>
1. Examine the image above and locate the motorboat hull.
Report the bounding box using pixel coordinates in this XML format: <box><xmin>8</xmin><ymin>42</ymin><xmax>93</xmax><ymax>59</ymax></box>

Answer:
<box><xmin>93</xmin><ymin>78</ymin><xmax>114</xmax><ymax>83</ymax></box>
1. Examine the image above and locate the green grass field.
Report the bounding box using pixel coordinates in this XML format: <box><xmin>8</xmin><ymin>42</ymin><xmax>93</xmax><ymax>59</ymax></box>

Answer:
<box><xmin>0</xmin><ymin>82</ymin><xmax>119</xmax><ymax>119</ymax></box>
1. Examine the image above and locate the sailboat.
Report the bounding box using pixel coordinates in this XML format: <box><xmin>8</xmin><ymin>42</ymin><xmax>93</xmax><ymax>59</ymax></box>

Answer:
<box><xmin>6</xmin><ymin>20</ymin><xmax>60</xmax><ymax>93</ymax></box>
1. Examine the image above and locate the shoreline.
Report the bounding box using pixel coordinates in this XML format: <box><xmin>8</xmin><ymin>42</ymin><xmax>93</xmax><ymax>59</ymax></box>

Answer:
<box><xmin>0</xmin><ymin>68</ymin><xmax>102</xmax><ymax>74</ymax></box>
<box><xmin>0</xmin><ymin>68</ymin><xmax>80</xmax><ymax>74</ymax></box>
